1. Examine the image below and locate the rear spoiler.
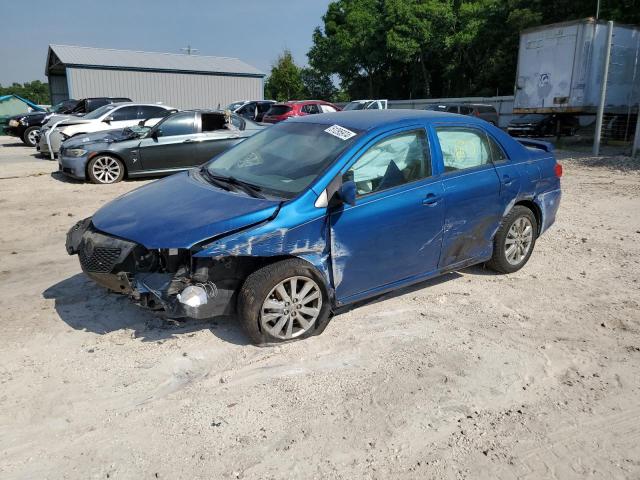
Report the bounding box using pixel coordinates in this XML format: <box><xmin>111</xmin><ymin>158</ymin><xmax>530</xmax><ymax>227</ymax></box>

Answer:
<box><xmin>517</xmin><ymin>138</ymin><xmax>554</xmax><ymax>152</ymax></box>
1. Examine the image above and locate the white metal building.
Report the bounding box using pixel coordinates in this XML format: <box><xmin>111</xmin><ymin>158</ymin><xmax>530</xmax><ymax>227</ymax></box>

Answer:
<box><xmin>45</xmin><ymin>45</ymin><xmax>265</xmax><ymax>109</ymax></box>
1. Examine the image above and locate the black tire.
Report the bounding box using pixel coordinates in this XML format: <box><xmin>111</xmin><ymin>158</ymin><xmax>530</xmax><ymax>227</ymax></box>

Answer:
<box><xmin>86</xmin><ymin>155</ymin><xmax>125</xmax><ymax>184</ymax></box>
<box><xmin>486</xmin><ymin>205</ymin><xmax>538</xmax><ymax>274</ymax></box>
<box><xmin>238</xmin><ymin>258</ymin><xmax>332</xmax><ymax>345</ymax></box>
<box><xmin>22</xmin><ymin>127</ymin><xmax>39</xmax><ymax>147</ymax></box>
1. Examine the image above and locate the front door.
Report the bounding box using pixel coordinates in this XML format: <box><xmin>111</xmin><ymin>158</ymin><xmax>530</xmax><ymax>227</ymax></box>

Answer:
<box><xmin>138</xmin><ymin>112</ymin><xmax>198</xmax><ymax>171</ymax></box>
<box><xmin>329</xmin><ymin>127</ymin><xmax>445</xmax><ymax>303</ymax></box>
<box><xmin>433</xmin><ymin>125</ymin><xmax>503</xmax><ymax>268</ymax></box>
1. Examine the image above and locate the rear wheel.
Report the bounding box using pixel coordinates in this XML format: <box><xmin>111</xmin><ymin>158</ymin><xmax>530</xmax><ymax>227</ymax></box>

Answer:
<box><xmin>87</xmin><ymin>155</ymin><xmax>125</xmax><ymax>184</ymax></box>
<box><xmin>238</xmin><ymin>258</ymin><xmax>331</xmax><ymax>345</ymax></box>
<box><xmin>22</xmin><ymin>127</ymin><xmax>39</xmax><ymax>147</ymax></box>
<box><xmin>486</xmin><ymin>206</ymin><xmax>537</xmax><ymax>273</ymax></box>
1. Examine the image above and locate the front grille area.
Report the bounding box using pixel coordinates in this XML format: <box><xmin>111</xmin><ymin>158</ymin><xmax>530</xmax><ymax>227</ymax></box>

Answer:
<box><xmin>79</xmin><ymin>243</ymin><xmax>122</xmax><ymax>273</ymax></box>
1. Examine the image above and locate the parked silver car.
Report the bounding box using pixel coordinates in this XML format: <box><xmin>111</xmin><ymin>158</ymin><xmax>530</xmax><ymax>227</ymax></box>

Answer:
<box><xmin>424</xmin><ymin>103</ymin><xmax>499</xmax><ymax>125</ymax></box>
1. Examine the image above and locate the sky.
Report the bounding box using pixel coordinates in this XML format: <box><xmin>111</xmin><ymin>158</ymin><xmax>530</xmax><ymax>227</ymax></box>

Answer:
<box><xmin>0</xmin><ymin>0</ymin><xmax>333</xmax><ymax>86</ymax></box>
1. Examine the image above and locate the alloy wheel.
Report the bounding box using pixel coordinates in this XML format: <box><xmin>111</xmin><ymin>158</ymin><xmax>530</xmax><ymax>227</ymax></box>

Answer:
<box><xmin>260</xmin><ymin>276</ymin><xmax>322</xmax><ymax>340</ymax></box>
<box><xmin>505</xmin><ymin>216</ymin><xmax>533</xmax><ymax>265</ymax></box>
<box><xmin>27</xmin><ymin>129</ymin><xmax>38</xmax><ymax>146</ymax></box>
<box><xmin>92</xmin><ymin>156</ymin><xmax>121</xmax><ymax>184</ymax></box>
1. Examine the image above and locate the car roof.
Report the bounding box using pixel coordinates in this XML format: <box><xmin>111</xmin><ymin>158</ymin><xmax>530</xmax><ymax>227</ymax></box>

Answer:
<box><xmin>287</xmin><ymin>109</ymin><xmax>487</xmax><ymax>131</ymax></box>
<box><xmin>108</xmin><ymin>102</ymin><xmax>173</xmax><ymax>108</ymax></box>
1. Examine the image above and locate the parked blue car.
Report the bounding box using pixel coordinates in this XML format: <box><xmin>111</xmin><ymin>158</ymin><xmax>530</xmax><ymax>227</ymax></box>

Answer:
<box><xmin>66</xmin><ymin>110</ymin><xmax>562</xmax><ymax>344</ymax></box>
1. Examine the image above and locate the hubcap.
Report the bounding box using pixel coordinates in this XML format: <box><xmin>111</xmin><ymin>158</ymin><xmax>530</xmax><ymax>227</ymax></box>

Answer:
<box><xmin>260</xmin><ymin>276</ymin><xmax>322</xmax><ymax>340</ymax></box>
<box><xmin>27</xmin><ymin>130</ymin><xmax>38</xmax><ymax>145</ymax></box>
<box><xmin>92</xmin><ymin>156</ymin><xmax>121</xmax><ymax>184</ymax></box>
<box><xmin>505</xmin><ymin>216</ymin><xmax>533</xmax><ymax>265</ymax></box>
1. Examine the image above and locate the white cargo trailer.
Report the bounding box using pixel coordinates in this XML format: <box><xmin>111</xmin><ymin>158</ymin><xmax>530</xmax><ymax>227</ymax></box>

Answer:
<box><xmin>514</xmin><ymin>18</ymin><xmax>640</xmax><ymax>114</ymax></box>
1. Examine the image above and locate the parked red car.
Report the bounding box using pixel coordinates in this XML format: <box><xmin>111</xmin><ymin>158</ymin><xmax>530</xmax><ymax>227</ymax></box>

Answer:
<box><xmin>262</xmin><ymin>100</ymin><xmax>341</xmax><ymax>124</ymax></box>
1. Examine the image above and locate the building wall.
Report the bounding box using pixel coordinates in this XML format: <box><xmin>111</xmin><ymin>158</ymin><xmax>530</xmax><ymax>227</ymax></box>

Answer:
<box><xmin>49</xmin><ymin>74</ymin><xmax>69</xmax><ymax>105</ymax></box>
<box><xmin>66</xmin><ymin>67</ymin><xmax>263</xmax><ymax>109</ymax></box>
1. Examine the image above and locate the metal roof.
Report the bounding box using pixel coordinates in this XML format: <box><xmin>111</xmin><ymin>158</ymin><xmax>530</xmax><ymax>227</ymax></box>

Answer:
<box><xmin>47</xmin><ymin>44</ymin><xmax>264</xmax><ymax>77</ymax></box>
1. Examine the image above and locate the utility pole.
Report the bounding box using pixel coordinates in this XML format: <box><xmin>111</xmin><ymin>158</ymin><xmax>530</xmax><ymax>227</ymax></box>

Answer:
<box><xmin>596</xmin><ymin>0</ymin><xmax>601</xmax><ymax>19</ymax></box>
<box><xmin>593</xmin><ymin>20</ymin><xmax>614</xmax><ymax>156</ymax></box>
<box><xmin>180</xmin><ymin>45</ymin><xmax>199</xmax><ymax>55</ymax></box>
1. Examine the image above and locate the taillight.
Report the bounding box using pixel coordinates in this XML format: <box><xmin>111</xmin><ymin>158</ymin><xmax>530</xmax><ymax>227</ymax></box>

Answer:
<box><xmin>554</xmin><ymin>162</ymin><xmax>563</xmax><ymax>178</ymax></box>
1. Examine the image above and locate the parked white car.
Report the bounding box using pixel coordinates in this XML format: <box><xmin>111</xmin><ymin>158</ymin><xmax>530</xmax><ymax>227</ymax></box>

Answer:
<box><xmin>342</xmin><ymin>99</ymin><xmax>388</xmax><ymax>110</ymax></box>
<box><xmin>37</xmin><ymin>103</ymin><xmax>176</xmax><ymax>158</ymax></box>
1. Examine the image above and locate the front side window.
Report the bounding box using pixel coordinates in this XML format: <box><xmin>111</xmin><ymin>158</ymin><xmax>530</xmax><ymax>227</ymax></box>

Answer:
<box><xmin>83</xmin><ymin>104</ymin><xmax>116</xmax><ymax>120</ymax></box>
<box><xmin>436</xmin><ymin>127</ymin><xmax>491</xmax><ymax>172</ymax></box>
<box><xmin>110</xmin><ymin>106</ymin><xmax>139</xmax><ymax>121</ymax></box>
<box><xmin>138</xmin><ymin>106</ymin><xmax>169</xmax><ymax>119</ymax></box>
<box><xmin>320</xmin><ymin>104</ymin><xmax>337</xmax><ymax>113</ymax></box>
<box><xmin>302</xmin><ymin>104</ymin><xmax>320</xmax><ymax>114</ymax></box>
<box><xmin>155</xmin><ymin>112</ymin><xmax>195</xmax><ymax>137</ymax></box>
<box><xmin>207</xmin><ymin>122</ymin><xmax>361</xmax><ymax>197</ymax></box>
<box><xmin>346</xmin><ymin>129</ymin><xmax>431</xmax><ymax>196</ymax></box>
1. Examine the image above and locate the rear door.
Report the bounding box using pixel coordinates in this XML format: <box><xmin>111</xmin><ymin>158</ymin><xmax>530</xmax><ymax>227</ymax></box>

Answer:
<box><xmin>138</xmin><ymin>112</ymin><xmax>198</xmax><ymax>171</ymax></box>
<box><xmin>433</xmin><ymin>125</ymin><xmax>503</xmax><ymax>268</ymax></box>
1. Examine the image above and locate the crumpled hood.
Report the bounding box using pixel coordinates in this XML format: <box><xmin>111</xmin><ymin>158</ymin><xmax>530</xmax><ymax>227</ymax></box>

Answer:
<box><xmin>63</xmin><ymin>128</ymin><xmax>134</xmax><ymax>148</ymax></box>
<box><xmin>92</xmin><ymin>170</ymin><xmax>281</xmax><ymax>249</ymax></box>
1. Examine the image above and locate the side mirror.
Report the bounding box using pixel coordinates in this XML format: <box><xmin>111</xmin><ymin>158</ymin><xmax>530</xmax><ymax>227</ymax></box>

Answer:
<box><xmin>138</xmin><ymin>120</ymin><xmax>145</xmax><ymax>127</ymax></box>
<box><xmin>151</xmin><ymin>129</ymin><xmax>159</xmax><ymax>140</ymax></box>
<box><xmin>336</xmin><ymin>180</ymin><xmax>357</xmax><ymax>206</ymax></box>
<box><xmin>104</xmin><ymin>116</ymin><xmax>114</xmax><ymax>124</ymax></box>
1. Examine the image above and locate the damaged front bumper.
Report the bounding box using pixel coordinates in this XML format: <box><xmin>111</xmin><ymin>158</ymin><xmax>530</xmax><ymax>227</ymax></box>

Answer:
<box><xmin>65</xmin><ymin>218</ymin><xmax>235</xmax><ymax>320</ymax></box>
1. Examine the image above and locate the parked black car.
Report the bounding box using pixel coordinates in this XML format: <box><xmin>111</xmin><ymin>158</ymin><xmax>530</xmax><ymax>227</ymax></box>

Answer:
<box><xmin>5</xmin><ymin>99</ymin><xmax>78</xmax><ymax>147</ymax></box>
<box><xmin>507</xmin><ymin>114</ymin><xmax>579</xmax><ymax>137</ymax></box>
<box><xmin>5</xmin><ymin>97</ymin><xmax>132</xmax><ymax>147</ymax></box>
<box><xmin>58</xmin><ymin>110</ymin><xmax>265</xmax><ymax>184</ymax></box>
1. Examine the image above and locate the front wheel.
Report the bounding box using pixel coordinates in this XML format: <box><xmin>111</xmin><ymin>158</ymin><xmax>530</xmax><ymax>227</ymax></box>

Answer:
<box><xmin>87</xmin><ymin>155</ymin><xmax>125</xmax><ymax>184</ymax></box>
<box><xmin>486</xmin><ymin>206</ymin><xmax>538</xmax><ymax>273</ymax></box>
<box><xmin>238</xmin><ymin>259</ymin><xmax>331</xmax><ymax>345</ymax></box>
<box><xmin>22</xmin><ymin>127</ymin><xmax>40</xmax><ymax>147</ymax></box>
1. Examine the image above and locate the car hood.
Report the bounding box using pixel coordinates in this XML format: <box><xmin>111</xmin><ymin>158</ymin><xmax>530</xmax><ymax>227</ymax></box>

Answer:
<box><xmin>92</xmin><ymin>170</ymin><xmax>281</xmax><ymax>249</ymax></box>
<box><xmin>63</xmin><ymin>128</ymin><xmax>138</xmax><ymax>148</ymax></box>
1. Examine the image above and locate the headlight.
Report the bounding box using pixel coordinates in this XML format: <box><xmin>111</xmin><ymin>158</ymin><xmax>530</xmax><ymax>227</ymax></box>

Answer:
<box><xmin>8</xmin><ymin>119</ymin><xmax>19</xmax><ymax>127</ymax></box>
<box><xmin>65</xmin><ymin>148</ymin><xmax>88</xmax><ymax>157</ymax></box>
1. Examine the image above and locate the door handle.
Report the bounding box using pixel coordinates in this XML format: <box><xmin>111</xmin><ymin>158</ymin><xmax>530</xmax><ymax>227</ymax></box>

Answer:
<box><xmin>183</xmin><ymin>139</ymin><xmax>195</xmax><ymax>143</ymax></box>
<box><xmin>502</xmin><ymin>174</ymin><xmax>513</xmax><ymax>186</ymax></box>
<box><xmin>422</xmin><ymin>193</ymin><xmax>440</xmax><ymax>206</ymax></box>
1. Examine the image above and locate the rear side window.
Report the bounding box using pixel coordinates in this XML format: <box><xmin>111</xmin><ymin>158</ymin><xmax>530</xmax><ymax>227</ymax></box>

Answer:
<box><xmin>446</xmin><ymin>105</ymin><xmax>459</xmax><ymax>113</ymax></box>
<box><xmin>156</xmin><ymin>112</ymin><xmax>195</xmax><ymax>137</ymax></box>
<box><xmin>479</xmin><ymin>106</ymin><xmax>497</xmax><ymax>113</ymax></box>
<box><xmin>267</xmin><ymin>105</ymin><xmax>292</xmax><ymax>116</ymax></box>
<box><xmin>488</xmin><ymin>135</ymin><xmax>508</xmax><ymax>162</ymax></box>
<box><xmin>345</xmin><ymin>129</ymin><xmax>431</xmax><ymax>196</ymax></box>
<box><xmin>110</xmin><ymin>106</ymin><xmax>139</xmax><ymax>121</ymax></box>
<box><xmin>258</xmin><ymin>103</ymin><xmax>273</xmax><ymax>113</ymax></box>
<box><xmin>436</xmin><ymin>127</ymin><xmax>491</xmax><ymax>172</ymax></box>
<box><xmin>459</xmin><ymin>106</ymin><xmax>473</xmax><ymax>115</ymax></box>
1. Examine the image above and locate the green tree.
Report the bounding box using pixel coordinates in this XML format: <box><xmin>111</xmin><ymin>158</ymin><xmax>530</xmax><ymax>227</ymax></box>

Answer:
<box><xmin>264</xmin><ymin>50</ymin><xmax>305</xmax><ymax>101</ymax></box>
<box><xmin>0</xmin><ymin>80</ymin><xmax>50</xmax><ymax>105</ymax></box>
<box><xmin>301</xmin><ymin>67</ymin><xmax>337</xmax><ymax>100</ymax></box>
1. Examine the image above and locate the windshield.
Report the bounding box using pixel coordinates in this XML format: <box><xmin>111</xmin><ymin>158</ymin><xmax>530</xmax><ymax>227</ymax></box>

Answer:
<box><xmin>51</xmin><ymin>101</ymin><xmax>72</xmax><ymax>113</ymax></box>
<box><xmin>343</xmin><ymin>102</ymin><xmax>367</xmax><ymax>111</ymax></box>
<box><xmin>83</xmin><ymin>104</ymin><xmax>116</xmax><ymax>120</ymax></box>
<box><xmin>206</xmin><ymin>122</ymin><xmax>361</xmax><ymax>197</ymax></box>
<box><xmin>226</xmin><ymin>102</ymin><xmax>246</xmax><ymax>111</ymax></box>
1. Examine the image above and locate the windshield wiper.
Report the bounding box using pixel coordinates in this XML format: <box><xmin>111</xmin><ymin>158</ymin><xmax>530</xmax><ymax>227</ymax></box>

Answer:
<box><xmin>207</xmin><ymin>172</ymin><xmax>266</xmax><ymax>198</ymax></box>
<box><xmin>199</xmin><ymin>167</ymin><xmax>233</xmax><ymax>192</ymax></box>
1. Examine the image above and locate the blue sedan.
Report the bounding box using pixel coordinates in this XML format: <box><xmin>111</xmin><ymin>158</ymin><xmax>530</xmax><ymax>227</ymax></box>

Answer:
<box><xmin>66</xmin><ymin>110</ymin><xmax>562</xmax><ymax>344</ymax></box>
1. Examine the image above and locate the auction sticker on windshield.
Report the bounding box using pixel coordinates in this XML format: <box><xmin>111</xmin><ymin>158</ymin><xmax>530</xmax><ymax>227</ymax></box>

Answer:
<box><xmin>325</xmin><ymin>124</ymin><xmax>357</xmax><ymax>141</ymax></box>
